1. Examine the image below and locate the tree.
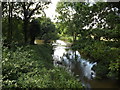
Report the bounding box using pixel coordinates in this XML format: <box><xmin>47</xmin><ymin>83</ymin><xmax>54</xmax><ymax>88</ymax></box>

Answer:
<box><xmin>37</xmin><ymin>17</ymin><xmax>58</xmax><ymax>42</ymax></box>
<box><xmin>56</xmin><ymin>2</ymin><xmax>91</xmax><ymax>43</ymax></box>
<box><xmin>29</xmin><ymin>19</ymin><xmax>40</xmax><ymax>45</ymax></box>
<box><xmin>2</xmin><ymin>2</ymin><xmax>50</xmax><ymax>44</ymax></box>
<box><xmin>20</xmin><ymin>2</ymin><xmax>50</xmax><ymax>43</ymax></box>
<box><xmin>2</xmin><ymin>2</ymin><xmax>24</xmax><ymax>45</ymax></box>
<box><xmin>2</xmin><ymin>2</ymin><xmax>14</xmax><ymax>45</ymax></box>
<box><xmin>8</xmin><ymin>2</ymin><xmax>13</xmax><ymax>44</ymax></box>
<box><xmin>80</xmin><ymin>2</ymin><xmax>120</xmax><ymax>79</ymax></box>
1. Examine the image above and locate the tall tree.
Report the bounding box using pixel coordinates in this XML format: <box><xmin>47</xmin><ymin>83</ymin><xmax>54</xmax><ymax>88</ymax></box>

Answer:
<box><xmin>8</xmin><ymin>2</ymin><xmax>13</xmax><ymax>44</ymax></box>
<box><xmin>2</xmin><ymin>2</ymin><xmax>50</xmax><ymax>44</ymax></box>
<box><xmin>2</xmin><ymin>2</ymin><xmax>16</xmax><ymax>45</ymax></box>
<box><xmin>18</xmin><ymin>2</ymin><xmax>50</xmax><ymax>43</ymax></box>
<box><xmin>29</xmin><ymin>19</ymin><xmax>40</xmax><ymax>45</ymax></box>
<box><xmin>56</xmin><ymin>2</ymin><xmax>91</xmax><ymax>43</ymax></box>
<box><xmin>89</xmin><ymin>2</ymin><xmax>120</xmax><ymax>41</ymax></box>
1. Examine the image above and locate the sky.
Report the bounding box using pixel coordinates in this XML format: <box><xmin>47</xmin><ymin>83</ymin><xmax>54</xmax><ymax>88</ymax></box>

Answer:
<box><xmin>44</xmin><ymin>0</ymin><xmax>60</xmax><ymax>22</ymax></box>
<box><xmin>44</xmin><ymin>0</ymin><xmax>108</xmax><ymax>22</ymax></box>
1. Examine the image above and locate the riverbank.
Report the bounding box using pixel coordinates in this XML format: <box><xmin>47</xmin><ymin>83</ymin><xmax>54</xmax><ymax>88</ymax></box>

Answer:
<box><xmin>76</xmin><ymin>40</ymin><xmax>120</xmax><ymax>80</ymax></box>
<box><xmin>53</xmin><ymin>39</ymin><xmax>120</xmax><ymax>88</ymax></box>
<box><xmin>61</xmin><ymin>35</ymin><xmax>119</xmax><ymax>80</ymax></box>
<box><xmin>2</xmin><ymin>44</ymin><xmax>83</xmax><ymax>88</ymax></box>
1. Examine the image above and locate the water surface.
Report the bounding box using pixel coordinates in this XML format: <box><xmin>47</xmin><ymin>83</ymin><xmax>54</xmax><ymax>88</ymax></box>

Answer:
<box><xmin>52</xmin><ymin>40</ymin><xmax>119</xmax><ymax>89</ymax></box>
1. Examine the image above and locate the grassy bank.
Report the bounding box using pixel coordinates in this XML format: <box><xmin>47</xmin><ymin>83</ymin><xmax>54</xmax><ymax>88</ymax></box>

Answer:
<box><xmin>2</xmin><ymin>44</ymin><xmax>83</xmax><ymax>88</ymax></box>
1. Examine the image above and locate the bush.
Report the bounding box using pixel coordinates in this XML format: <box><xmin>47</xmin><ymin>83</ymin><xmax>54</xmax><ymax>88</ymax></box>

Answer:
<box><xmin>78</xmin><ymin>40</ymin><xmax>120</xmax><ymax>79</ymax></box>
<box><xmin>2</xmin><ymin>45</ymin><xmax>83</xmax><ymax>88</ymax></box>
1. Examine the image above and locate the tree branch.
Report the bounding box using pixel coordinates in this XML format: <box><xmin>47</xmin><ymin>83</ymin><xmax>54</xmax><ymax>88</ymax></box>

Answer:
<box><xmin>27</xmin><ymin>2</ymin><xmax>42</xmax><ymax>19</ymax></box>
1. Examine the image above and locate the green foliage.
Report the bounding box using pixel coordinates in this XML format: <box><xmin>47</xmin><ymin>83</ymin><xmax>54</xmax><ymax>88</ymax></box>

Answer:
<box><xmin>36</xmin><ymin>17</ymin><xmax>59</xmax><ymax>42</ymax></box>
<box><xmin>59</xmin><ymin>35</ymin><xmax>73</xmax><ymax>42</ymax></box>
<box><xmin>2</xmin><ymin>45</ymin><xmax>83</xmax><ymax>88</ymax></box>
<box><xmin>77</xmin><ymin>39</ymin><xmax>120</xmax><ymax>79</ymax></box>
<box><xmin>56</xmin><ymin>2</ymin><xmax>91</xmax><ymax>42</ymax></box>
<box><xmin>2</xmin><ymin>17</ymin><xmax>24</xmax><ymax>44</ymax></box>
<box><xmin>108</xmin><ymin>57</ymin><xmax>120</xmax><ymax>79</ymax></box>
<box><xmin>56</xmin><ymin>2</ymin><xmax>120</xmax><ymax>80</ymax></box>
<box><xmin>2</xmin><ymin>2</ymin><xmax>53</xmax><ymax>44</ymax></box>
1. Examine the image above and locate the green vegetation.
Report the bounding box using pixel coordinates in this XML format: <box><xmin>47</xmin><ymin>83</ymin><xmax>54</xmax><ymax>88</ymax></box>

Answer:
<box><xmin>2</xmin><ymin>1</ymin><xmax>120</xmax><ymax>88</ymax></box>
<box><xmin>2</xmin><ymin>2</ymin><xmax>83</xmax><ymax>88</ymax></box>
<box><xmin>56</xmin><ymin>2</ymin><xmax>120</xmax><ymax>80</ymax></box>
<box><xmin>2</xmin><ymin>2</ymin><xmax>58</xmax><ymax>45</ymax></box>
<box><xmin>78</xmin><ymin>40</ymin><xmax>120</xmax><ymax>79</ymax></box>
<box><xmin>2</xmin><ymin>45</ymin><xmax>83</xmax><ymax>88</ymax></box>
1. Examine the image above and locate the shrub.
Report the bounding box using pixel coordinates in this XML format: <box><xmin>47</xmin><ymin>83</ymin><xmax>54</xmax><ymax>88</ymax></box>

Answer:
<box><xmin>78</xmin><ymin>40</ymin><xmax>120</xmax><ymax>79</ymax></box>
<box><xmin>2</xmin><ymin>45</ymin><xmax>83</xmax><ymax>88</ymax></box>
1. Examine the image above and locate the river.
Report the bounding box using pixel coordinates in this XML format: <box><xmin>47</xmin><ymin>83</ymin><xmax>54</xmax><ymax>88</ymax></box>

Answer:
<box><xmin>52</xmin><ymin>40</ymin><xmax>119</xmax><ymax>89</ymax></box>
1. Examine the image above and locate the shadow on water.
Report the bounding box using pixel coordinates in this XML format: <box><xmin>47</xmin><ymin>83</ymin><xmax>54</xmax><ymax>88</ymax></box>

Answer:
<box><xmin>52</xmin><ymin>40</ymin><xmax>119</xmax><ymax>89</ymax></box>
<box><xmin>71</xmin><ymin>62</ymin><xmax>119</xmax><ymax>89</ymax></box>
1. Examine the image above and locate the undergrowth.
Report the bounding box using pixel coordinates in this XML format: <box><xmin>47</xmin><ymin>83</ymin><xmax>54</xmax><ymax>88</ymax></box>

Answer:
<box><xmin>2</xmin><ymin>44</ymin><xmax>83</xmax><ymax>88</ymax></box>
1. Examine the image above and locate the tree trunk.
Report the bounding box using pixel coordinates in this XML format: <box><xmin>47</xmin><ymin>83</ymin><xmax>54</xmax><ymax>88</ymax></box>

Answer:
<box><xmin>23</xmin><ymin>2</ymin><xmax>29</xmax><ymax>44</ymax></box>
<box><xmin>10</xmin><ymin>2</ymin><xmax>13</xmax><ymax>40</ymax></box>
<box><xmin>30</xmin><ymin>35</ymin><xmax>35</xmax><ymax>45</ymax></box>
<box><xmin>23</xmin><ymin>19</ymin><xmax>28</xmax><ymax>43</ymax></box>
<box><xmin>7</xmin><ymin>2</ymin><xmax>13</xmax><ymax>45</ymax></box>
<box><xmin>73</xmin><ymin>32</ymin><xmax>77</xmax><ymax>43</ymax></box>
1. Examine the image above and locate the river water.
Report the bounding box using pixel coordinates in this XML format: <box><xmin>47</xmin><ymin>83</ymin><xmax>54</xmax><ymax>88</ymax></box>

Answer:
<box><xmin>52</xmin><ymin>40</ymin><xmax>119</xmax><ymax>89</ymax></box>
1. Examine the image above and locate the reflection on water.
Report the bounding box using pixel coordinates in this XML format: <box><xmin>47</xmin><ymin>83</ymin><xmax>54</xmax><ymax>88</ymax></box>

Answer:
<box><xmin>89</xmin><ymin>79</ymin><xmax>119</xmax><ymax>88</ymax></box>
<box><xmin>52</xmin><ymin>40</ymin><xmax>96</xmax><ymax>79</ymax></box>
<box><xmin>52</xmin><ymin>40</ymin><xmax>119</xmax><ymax>89</ymax></box>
